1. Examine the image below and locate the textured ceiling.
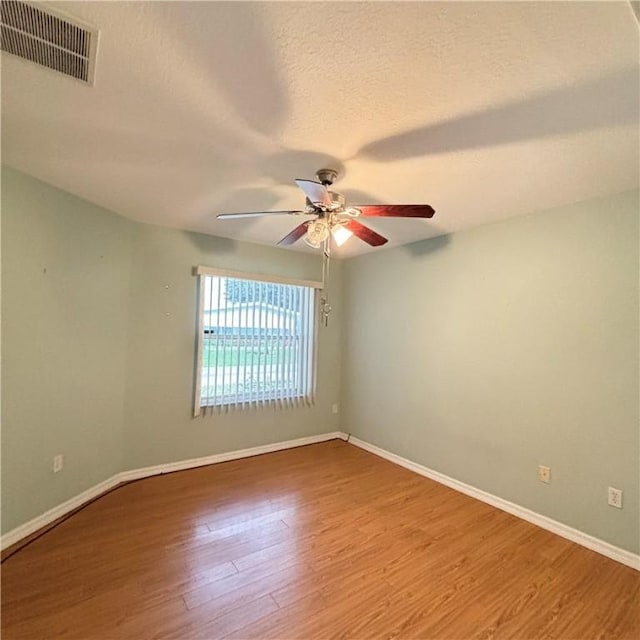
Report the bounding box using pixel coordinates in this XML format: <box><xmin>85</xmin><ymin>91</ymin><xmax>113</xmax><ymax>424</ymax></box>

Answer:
<box><xmin>2</xmin><ymin>1</ymin><xmax>638</xmax><ymax>257</ymax></box>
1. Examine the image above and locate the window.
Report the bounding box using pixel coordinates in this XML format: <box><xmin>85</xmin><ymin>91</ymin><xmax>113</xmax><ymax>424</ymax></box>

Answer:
<box><xmin>193</xmin><ymin>267</ymin><xmax>321</xmax><ymax>414</ymax></box>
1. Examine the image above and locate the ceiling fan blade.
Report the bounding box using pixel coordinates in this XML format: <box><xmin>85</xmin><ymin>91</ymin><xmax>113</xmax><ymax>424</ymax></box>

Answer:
<box><xmin>217</xmin><ymin>210</ymin><xmax>306</xmax><ymax>220</ymax></box>
<box><xmin>356</xmin><ymin>204</ymin><xmax>435</xmax><ymax>218</ymax></box>
<box><xmin>277</xmin><ymin>221</ymin><xmax>311</xmax><ymax>246</ymax></box>
<box><xmin>295</xmin><ymin>179</ymin><xmax>331</xmax><ymax>207</ymax></box>
<box><xmin>343</xmin><ymin>220</ymin><xmax>388</xmax><ymax>247</ymax></box>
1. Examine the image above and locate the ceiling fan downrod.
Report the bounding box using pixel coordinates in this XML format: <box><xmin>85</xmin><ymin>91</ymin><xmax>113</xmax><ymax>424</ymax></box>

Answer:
<box><xmin>316</xmin><ymin>168</ymin><xmax>338</xmax><ymax>187</ymax></box>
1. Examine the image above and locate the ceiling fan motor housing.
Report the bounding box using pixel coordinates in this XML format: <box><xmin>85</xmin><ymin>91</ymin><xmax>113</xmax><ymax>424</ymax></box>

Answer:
<box><xmin>329</xmin><ymin>191</ymin><xmax>345</xmax><ymax>209</ymax></box>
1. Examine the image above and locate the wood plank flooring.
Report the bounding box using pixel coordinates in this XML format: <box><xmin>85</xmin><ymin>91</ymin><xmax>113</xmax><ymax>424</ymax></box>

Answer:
<box><xmin>2</xmin><ymin>440</ymin><xmax>638</xmax><ymax>639</ymax></box>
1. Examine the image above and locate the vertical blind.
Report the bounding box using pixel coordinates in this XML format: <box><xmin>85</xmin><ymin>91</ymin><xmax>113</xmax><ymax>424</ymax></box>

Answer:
<box><xmin>194</xmin><ymin>269</ymin><xmax>319</xmax><ymax>414</ymax></box>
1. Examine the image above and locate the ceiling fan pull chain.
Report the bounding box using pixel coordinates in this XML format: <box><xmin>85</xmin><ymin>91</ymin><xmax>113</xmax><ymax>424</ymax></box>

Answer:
<box><xmin>320</xmin><ymin>296</ymin><xmax>331</xmax><ymax>327</ymax></box>
<box><xmin>320</xmin><ymin>239</ymin><xmax>332</xmax><ymax>327</ymax></box>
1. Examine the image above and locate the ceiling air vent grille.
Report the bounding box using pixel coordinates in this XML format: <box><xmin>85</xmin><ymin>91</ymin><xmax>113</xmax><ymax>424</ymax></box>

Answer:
<box><xmin>1</xmin><ymin>1</ymin><xmax>98</xmax><ymax>83</ymax></box>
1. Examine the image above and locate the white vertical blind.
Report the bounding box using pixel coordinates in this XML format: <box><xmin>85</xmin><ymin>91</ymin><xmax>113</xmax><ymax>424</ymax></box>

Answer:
<box><xmin>195</xmin><ymin>271</ymin><xmax>318</xmax><ymax>414</ymax></box>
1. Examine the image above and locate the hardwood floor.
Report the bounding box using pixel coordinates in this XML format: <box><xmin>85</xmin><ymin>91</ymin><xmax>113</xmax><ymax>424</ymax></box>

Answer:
<box><xmin>2</xmin><ymin>440</ymin><xmax>638</xmax><ymax>639</ymax></box>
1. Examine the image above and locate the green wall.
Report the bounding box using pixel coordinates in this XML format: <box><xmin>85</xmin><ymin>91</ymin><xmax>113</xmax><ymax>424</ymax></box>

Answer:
<box><xmin>1</xmin><ymin>167</ymin><xmax>131</xmax><ymax>532</ymax></box>
<box><xmin>122</xmin><ymin>222</ymin><xmax>342</xmax><ymax>470</ymax></box>
<box><xmin>1</xmin><ymin>167</ymin><xmax>341</xmax><ymax>533</ymax></box>
<box><xmin>342</xmin><ymin>190</ymin><xmax>639</xmax><ymax>553</ymax></box>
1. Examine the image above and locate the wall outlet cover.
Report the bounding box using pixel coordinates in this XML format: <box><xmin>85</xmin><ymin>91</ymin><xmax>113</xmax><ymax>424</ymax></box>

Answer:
<box><xmin>608</xmin><ymin>487</ymin><xmax>623</xmax><ymax>509</ymax></box>
<box><xmin>537</xmin><ymin>465</ymin><xmax>551</xmax><ymax>484</ymax></box>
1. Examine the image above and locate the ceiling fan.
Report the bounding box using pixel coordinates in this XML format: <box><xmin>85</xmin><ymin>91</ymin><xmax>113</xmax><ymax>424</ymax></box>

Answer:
<box><xmin>216</xmin><ymin>169</ymin><xmax>436</xmax><ymax>250</ymax></box>
<box><xmin>216</xmin><ymin>169</ymin><xmax>435</xmax><ymax>326</ymax></box>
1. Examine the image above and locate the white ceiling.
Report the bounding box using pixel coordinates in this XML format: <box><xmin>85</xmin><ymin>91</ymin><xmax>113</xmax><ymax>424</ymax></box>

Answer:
<box><xmin>2</xmin><ymin>1</ymin><xmax>638</xmax><ymax>257</ymax></box>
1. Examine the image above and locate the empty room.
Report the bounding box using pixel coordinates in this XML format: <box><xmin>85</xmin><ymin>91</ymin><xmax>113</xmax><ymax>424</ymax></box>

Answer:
<box><xmin>1</xmin><ymin>1</ymin><xmax>638</xmax><ymax>638</ymax></box>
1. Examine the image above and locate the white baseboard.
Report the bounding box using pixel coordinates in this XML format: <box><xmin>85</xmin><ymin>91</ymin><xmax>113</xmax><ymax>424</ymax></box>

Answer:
<box><xmin>347</xmin><ymin>435</ymin><xmax>640</xmax><ymax>571</ymax></box>
<box><xmin>7</xmin><ymin>430</ymin><xmax>635</xmax><ymax>572</ymax></box>
<box><xmin>0</xmin><ymin>475</ymin><xmax>122</xmax><ymax>551</ymax></box>
<box><xmin>118</xmin><ymin>432</ymin><xmax>346</xmax><ymax>482</ymax></box>
<box><xmin>1</xmin><ymin>431</ymin><xmax>345</xmax><ymax>551</ymax></box>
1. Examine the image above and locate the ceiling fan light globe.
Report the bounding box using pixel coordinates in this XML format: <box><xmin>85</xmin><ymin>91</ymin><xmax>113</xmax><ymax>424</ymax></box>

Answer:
<box><xmin>332</xmin><ymin>225</ymin><xmax>353</xmax><ymax>247</ymax></box>
<box><xmin>303</xmin><ymin>236</ymin><xmax>322</xmax><ymax>249</ymax></box>
<box><xmin>305</xmin><ymin>219</ymin><xmax>330</xmax><ymax>247</ymax></box>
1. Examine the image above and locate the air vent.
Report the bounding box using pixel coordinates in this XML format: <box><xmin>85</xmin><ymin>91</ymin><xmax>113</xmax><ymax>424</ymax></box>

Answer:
<box><xmin>1</xmin><ymin>1</ymin><xmax>98</xmax><ymax>84</ymax></box>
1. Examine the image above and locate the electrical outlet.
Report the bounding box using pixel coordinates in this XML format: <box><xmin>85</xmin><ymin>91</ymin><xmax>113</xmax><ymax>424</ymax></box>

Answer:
<box><xmin>537</xmin><ymin>465</ymin><xmax>550</xmax><ymax>484</ymax></box>
<box><xmin>608</xmin><ymin>487</ymin><xmax>623</xmax><ymax>509</ymax></box>
<box><xmin>53</xmin><ymin>454</ymin><xmax>64</xmax><ymax>473</ymax></box>
<box><xmin>332</xmin><ymin>403</ymin><xmax>339</xmax><ymax>414</ymax></box>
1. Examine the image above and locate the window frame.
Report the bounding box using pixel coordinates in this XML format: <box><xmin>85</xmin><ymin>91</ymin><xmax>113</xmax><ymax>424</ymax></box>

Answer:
<box><xmin>193</xmin><ymin>265</ymin><xmax>324</xmax><ymax>416</ymax></box>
